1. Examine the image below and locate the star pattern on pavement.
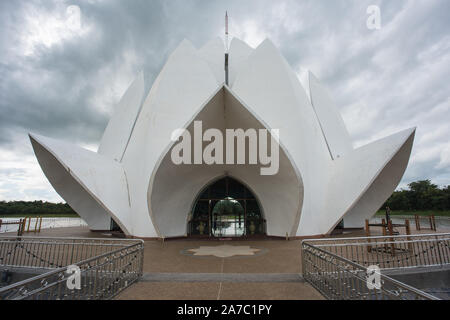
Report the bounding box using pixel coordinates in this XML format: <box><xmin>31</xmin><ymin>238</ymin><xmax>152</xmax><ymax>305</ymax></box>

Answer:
<box><xmin>187</xmin><ymin>245</ymin><xmax>261</xmax><ymax>258</ymax></box>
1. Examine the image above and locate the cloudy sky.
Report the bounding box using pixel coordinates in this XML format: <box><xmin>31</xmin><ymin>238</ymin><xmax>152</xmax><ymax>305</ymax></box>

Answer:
<box><xmin>0</xmin><ymin>0</ymin><xmax>449</xmax><ymax>202</ymax></box>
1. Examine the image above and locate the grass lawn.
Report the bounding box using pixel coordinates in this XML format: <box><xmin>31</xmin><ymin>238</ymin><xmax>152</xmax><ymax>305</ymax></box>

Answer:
<box><xmin>376</xmin><ymin>210</ymin><xmax>450</xmax><ymax>217</ymax></box>
<box><xmin>0</xmin><ymin>213</ymin><xmax>80</xmax><ymax>218</ymax></box>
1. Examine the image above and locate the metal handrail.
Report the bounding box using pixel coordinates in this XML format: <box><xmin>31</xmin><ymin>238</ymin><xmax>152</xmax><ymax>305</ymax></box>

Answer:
<box><xmin>0</xmin><ymin>236</ymin><xmax>144</xmax><ymax>300</ymax></box>
<box><xmin>302</xmin><ymin>233</ymin><xmax>450</xmax><ymax>270</ymax></box>
<box><xmin>0</xmin><ymin>236</ymin><xmax>142</xmax><ymax>268</ymax></box>
<box><xmin>0</xmin><ymin>235</ymin><xmax>141</xmax><ymax>242</ymax></box>
<box><xmin>302</xmin><ymin>242</ymin><xmax>438</xmax><ymax>300</ymax></box>
<box><xmin>303</xmin><ymin>232</ymin><xmax>450</xmax><ymax>243</ymax></box>
<box><xmin>0</xmin><ymin>242</ymin><xmax>142</xmax><ymax>291</ymax></box>
<box><xmin>301</xmin><ymin>233</ymin><xmax>450</xmax><ymax>300</ymax></box>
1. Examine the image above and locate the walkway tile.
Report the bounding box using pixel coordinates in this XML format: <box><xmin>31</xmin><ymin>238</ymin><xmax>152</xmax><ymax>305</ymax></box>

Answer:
<box><xmin>116</xmin><ymin>281</ymin><xmax>323</xmax><ymax>300</ymax></box>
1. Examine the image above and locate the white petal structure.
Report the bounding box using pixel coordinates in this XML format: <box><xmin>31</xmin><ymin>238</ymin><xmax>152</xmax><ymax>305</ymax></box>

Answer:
<box><xmin>30</xmin><ymin>38</ymin><xmax>415</xmax><ymax>238</ymax></box>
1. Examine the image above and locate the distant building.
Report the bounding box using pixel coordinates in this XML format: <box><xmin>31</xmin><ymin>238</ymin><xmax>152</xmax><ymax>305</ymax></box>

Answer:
<box><xmin>30</xmin><ymin>37</ymin><xmax>415</xmax><ymax>238</ymax></box>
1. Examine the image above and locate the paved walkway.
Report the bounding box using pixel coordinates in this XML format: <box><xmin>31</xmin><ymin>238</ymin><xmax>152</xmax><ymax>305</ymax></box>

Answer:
<box><xmin>115</xmin><ymin>273</ymin><xmax>325</xmax><ymax>300</ymax></box>
<box><xmin>141</xmin><ymin>239</ymin><xmax>304</xmax><ymax>274</ymax></box>
<box><xmin>116</xmin><ymin>281</ymin><xmax>323</xmax><ymax>300</ymax></box>
<box><xmin>117</xmin><ymin>238</ymin><xmax>325</xmax><ymax>300</ymax></box>
<box><xmin>140</xmin><ymin>273</ymin><xmax>303</xmax><ymax>282</ymax></box>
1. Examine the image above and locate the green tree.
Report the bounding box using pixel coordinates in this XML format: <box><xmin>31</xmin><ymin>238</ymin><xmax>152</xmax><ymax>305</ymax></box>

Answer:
<box><xmin>383</xmin><ymin>180</ymin><xmax>449</xmax><ymax>211</ymax></box>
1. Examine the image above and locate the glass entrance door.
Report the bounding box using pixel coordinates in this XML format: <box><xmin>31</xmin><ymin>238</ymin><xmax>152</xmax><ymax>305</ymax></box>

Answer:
<box><xmin>211</xmin><ymin>198</ymin><xmax>245</xmax><ymax>237</ymax></box>
<box><xmin>189</xmin><ymin>176</ymin><xmax>266</xmax><ymax>237</ymax></box>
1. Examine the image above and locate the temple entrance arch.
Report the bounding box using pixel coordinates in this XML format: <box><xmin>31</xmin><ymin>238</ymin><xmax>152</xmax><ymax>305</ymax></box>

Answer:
<box><xmin>188</xmin><ymin>176</ymin><xmax>266</xmax><ymax>237</ymax></box>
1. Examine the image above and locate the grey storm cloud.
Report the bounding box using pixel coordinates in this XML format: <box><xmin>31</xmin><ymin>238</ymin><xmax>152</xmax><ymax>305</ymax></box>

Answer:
<box><xmin>0</xmin><ymin>0</ymin><xmax>449</xmax><ymax>201</ymax></box>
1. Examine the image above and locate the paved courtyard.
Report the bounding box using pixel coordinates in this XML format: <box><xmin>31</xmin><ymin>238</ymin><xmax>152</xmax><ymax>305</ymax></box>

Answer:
<box><xmin>117</xmin><ymin>237</ymin><xmax>325</xmax><ymax>300</ymax></box>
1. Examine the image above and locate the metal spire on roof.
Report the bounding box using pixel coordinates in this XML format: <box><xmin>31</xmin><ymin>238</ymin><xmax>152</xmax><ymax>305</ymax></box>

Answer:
<box><xmin>225</xmin><ymin>11</ymin><xmax>229</xmax><ymax>85</ymax></box>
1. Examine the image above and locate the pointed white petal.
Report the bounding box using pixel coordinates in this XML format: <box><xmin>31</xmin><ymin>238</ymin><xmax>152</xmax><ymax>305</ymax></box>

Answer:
<box><xmin>30</xmin><ymin>134</ymin><xmax>131</xmax><ymax>234</ymax></box>
<box><xmin>232</xmin><ymin>38</ymin><xmax>330</xmax><ymax>163</ymax></box>
<box><xmin>198</xmin><ymin>37</ymin><xmax>225</xmax><ymax>85</ymax></box>
<box><xmin>308</xmin><ymin>71</ymin><xmax>353</xmax><ymax>159</ymax></box>
<box><xmin>120</xmin><ymin>39</ymin><xmax>221</xmax><ymax>237</ymax></box>
<box><xmin>228</xmin><ymin>37</ymin><xmax>253</xmax><ymax>87</ymax></box>
<box><xmin>298</xmin><ymin>69</ymin><xmax>311</xmax><ymax>103</ymax></box>
<box><xmin>342</xmin><ymin>129</ymin><xmax>415</xmax><ymax>228</ymax></box>
<box><xmin>316</xmin><ymin>128</ymin><xmax>415</xmax><ymax>234</ymax></box>
<box><xmin>232</xmin><ymin>39</ymin><xmax>333</xmax><ymax>236</ymax></box>
<box><xmin>98</xmin><ymin>71</ymin><xmax>145</xmax><ymax>162</ymax></box>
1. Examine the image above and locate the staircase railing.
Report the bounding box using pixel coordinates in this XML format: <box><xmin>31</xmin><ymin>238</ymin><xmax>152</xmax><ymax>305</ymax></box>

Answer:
<box><xmin>0</xmin><ymin>236</ymin><xmax>144</xmax><ymax>300</ymax></box>
<box><xmin>302</xmin><ymin>233</ymin><xmax>450</xmax><ymax>300</ymax></box>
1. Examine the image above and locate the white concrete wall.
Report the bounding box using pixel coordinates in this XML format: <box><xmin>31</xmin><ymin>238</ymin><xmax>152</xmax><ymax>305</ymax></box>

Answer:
<box><xmin>98</xmin><ymin>72</ymin><xmax>146</xmax><ymax>162</ymax></box>
<box><xmin>343</xmin><ymin>130</ymin><xmax>415</xmax><ymax>228</ymax></box>
<box><xmin>149</xmin><ymin>87</ymin><xmax>303</xmax><ymax>237</ymax></box>
<box><xmin>30</xmin><ymin>134</ymin><xmax>131</xmax><ymax>232</ymax></box>
<box><xmin>308</xmin><ymin>71</ymin><xmax>353</xmax><ymax>160</ymax></box>
<box><xmin>231</xmin><ymin>39</ymin><xmax>332</xmax><ymax>236</ymax></box>
<box><xmin>122</xmin><ymin>40</ymin><xmax>221</xmax><ymax>237</ymax></box>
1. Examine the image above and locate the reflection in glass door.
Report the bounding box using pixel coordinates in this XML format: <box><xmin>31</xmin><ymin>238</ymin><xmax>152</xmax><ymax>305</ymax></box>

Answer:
<box><xmin>211</xmin><ymin>198</ymin><xmax>245</xmax><ymax>237</ymax></box>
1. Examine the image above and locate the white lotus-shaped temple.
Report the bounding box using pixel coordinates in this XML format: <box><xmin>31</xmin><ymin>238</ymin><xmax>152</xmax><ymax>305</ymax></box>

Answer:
<box><xmin>30</xmin><ymin>38</ymin><xmax>415</xmax><ymax>238</ymax></box>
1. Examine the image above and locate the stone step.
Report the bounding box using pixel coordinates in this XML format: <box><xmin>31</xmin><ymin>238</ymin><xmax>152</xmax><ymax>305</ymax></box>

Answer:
<box><xmin>140</xmin><ymin>273</ymin><xmax>304</xmax><ymax>283</ymax></box>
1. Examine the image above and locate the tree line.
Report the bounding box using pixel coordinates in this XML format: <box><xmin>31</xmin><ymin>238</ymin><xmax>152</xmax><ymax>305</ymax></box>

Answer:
<box><xmin>0</xmin><ymin>179</ymin><xmax>448</xmax><ymax>216</ymax></box>
<box><xmin>0</xmin><ymin>200</ymin><xmax>76</xmax><ymax>216</ymax></box>
<box><xmin>384</xmin><ymin>180</ymin><xmax>450</xmax><ymax>211</ymax></box>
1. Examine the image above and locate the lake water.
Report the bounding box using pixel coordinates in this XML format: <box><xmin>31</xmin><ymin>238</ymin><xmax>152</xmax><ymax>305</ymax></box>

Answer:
<box><xmin>1</xmin><ymin>216</ymin><xmax>448</xmax><ymax>234</ymax></box>
<box><xmin>370</xmin><ymin>216</ymin><xmax>450</xmax><ymax>230</ymax></box>
<box><xmin>0</xmin><ymin>217</ymin><xmax>88</xmax><ymax>234</ymax></box>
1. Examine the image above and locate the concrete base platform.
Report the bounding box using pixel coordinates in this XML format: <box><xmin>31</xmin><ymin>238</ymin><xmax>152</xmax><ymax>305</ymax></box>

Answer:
<box><xmin>122</xmin><ymin>238</ymin><xmax>322</xmax><ymax>300</ymax></box>
<box><xmin>115</xmin><ymin>281</ymin><xmax>324</xmax><ymax>300</ymax></box>
<box><xmin>140</xmin><ymin>273</ymin><xmax>303</xmax><ymax>283</ymax></box>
